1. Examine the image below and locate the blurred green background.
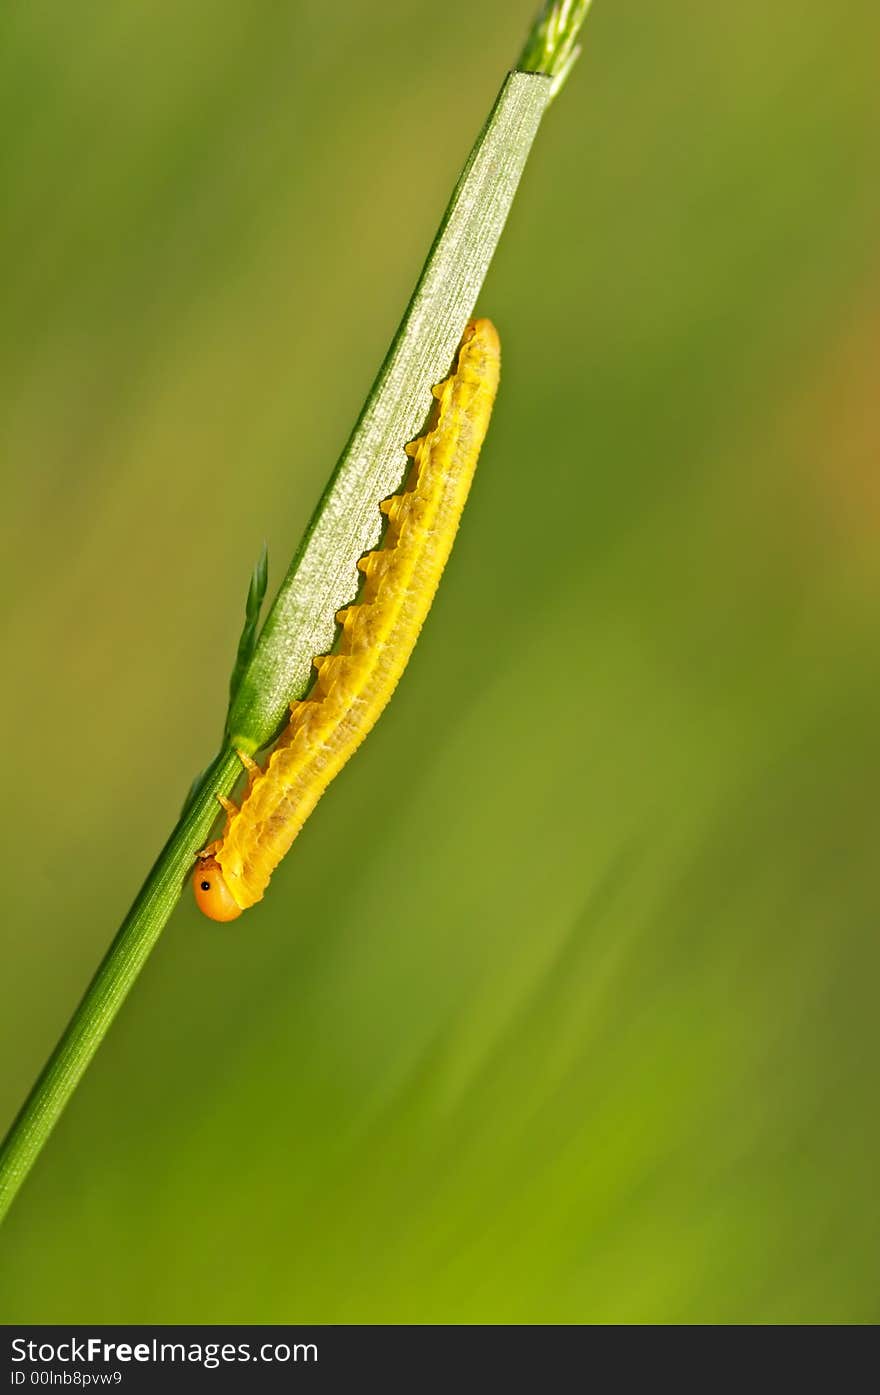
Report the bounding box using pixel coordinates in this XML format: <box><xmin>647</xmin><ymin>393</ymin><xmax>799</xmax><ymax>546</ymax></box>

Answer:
<box><xmin>1</xmin><ymin>0</ymin><xmax>879</xmax><ymax>1323</ymax></box>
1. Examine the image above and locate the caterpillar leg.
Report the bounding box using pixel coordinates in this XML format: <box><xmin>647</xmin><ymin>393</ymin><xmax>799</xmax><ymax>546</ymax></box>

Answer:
<box><xmin>380</xmin><ymin>494</ymin><xmax>409</xmax><ymax>531</ymax></box>
<box><xmin>236</xmin><ymin>749</ymin><xmax>262</xmax><ymax>794</ymax></box>
<box><xmin>195</xmin><ymin>791</ymin><xmax>239</xmax><ymax>859</ymax></box>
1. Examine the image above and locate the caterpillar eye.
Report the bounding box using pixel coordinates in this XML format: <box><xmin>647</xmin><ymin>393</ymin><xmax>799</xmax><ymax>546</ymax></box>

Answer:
<box><xmin>192</xmin><ymin>858</ymin><xmax>243</xmax><ymax>922</ymax></box>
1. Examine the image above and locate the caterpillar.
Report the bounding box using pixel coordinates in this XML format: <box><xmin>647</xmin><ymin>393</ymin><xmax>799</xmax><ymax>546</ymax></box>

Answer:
<box><xmin>193</xmin><ymin>316</ymin><xmax>501</xmax><ymax>921</ymax></box>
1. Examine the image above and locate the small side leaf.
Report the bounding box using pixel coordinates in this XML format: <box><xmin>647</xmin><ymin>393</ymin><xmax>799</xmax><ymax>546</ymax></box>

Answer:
<box><xmin>227</xmin><ymin>541</ymin><xmax>269</xmax><ymax>715</ymax></box>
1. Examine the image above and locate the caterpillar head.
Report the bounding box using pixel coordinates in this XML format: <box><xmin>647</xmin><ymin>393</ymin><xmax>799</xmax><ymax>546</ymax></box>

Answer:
<box><xmin>193</xmin><ymin>855</ymin><xmax>243</xmax><ymax>922</ymax></box>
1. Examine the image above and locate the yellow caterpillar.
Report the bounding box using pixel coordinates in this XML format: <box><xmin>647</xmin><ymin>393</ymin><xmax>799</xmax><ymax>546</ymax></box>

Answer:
<box><xmin>194</xmin><ymin>317</ymin><xmax>501</xmax><ymax>921</ymax></box>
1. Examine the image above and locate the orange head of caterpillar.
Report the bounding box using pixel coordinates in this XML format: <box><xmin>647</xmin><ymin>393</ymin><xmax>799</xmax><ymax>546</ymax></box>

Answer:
<box><xmin>192</xmin><ymin>855</ymin><xmax>243</xmax><ymax>922</ymax></box>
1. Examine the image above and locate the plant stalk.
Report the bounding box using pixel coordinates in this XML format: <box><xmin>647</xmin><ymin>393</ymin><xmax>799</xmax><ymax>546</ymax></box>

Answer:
<box><xmin>0</xmin><ymin>0</ymin><xmax>594</xmax><ymax>1227</ymax></box>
